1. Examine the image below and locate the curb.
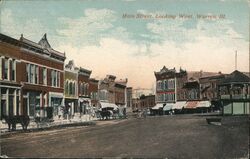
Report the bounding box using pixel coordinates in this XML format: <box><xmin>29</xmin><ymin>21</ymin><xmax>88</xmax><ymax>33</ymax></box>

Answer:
<box><xmin>0</xmin><ymin>121</ymin><xmax>96</xmax><ymax>138</ymax></box>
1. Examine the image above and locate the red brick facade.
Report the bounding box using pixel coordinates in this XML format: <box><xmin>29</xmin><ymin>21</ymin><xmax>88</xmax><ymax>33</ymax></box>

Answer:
<box><xmin>0</xmin><ymin>33</ymin><xmax>65</xmax><ymax>119</ymax></box>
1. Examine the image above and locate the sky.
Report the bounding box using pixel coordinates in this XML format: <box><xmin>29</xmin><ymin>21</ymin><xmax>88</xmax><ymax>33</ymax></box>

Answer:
<box><xmin>0</xmin><ymin>0</ymin><xmax>249</xmax><ymax>90</ymax></box>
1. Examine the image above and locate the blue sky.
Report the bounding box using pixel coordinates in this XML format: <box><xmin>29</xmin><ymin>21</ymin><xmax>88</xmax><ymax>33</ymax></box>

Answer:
<box><xmin>0</xmin><ymin>0</ymin><xmax>249</xmax><ymax>89</ymax></box>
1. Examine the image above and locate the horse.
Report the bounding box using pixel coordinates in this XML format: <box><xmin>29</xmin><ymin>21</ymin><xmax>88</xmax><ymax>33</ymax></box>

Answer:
<box><xmin>2</xmin><ymin>115</ymin><xmax>30</xmax><ymax>131</ymax></box>
<box><xmin>99</xmin><ymin>110</ymin><xmax>111</xmax><ymax>120</ymax></box>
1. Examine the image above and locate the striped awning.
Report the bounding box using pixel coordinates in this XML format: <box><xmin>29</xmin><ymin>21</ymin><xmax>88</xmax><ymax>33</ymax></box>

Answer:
<box><xmin>184</xmin><ymin>101</ymin><xmax>199</xmax><ymax>109</ymax></box>
<box><xmin>100</xmin><ymin>102</ymin><xmax>118</xmax><ymax>110</ymax></box>
<box><xmin>172</xmin><ymin>101</ymin><xmax>186</xmax><ymax>110</ymax></box>
<box><xmin>196</xmin><ymin>101</ymin><xmax>211</xmax><ymax>108</ymax></box>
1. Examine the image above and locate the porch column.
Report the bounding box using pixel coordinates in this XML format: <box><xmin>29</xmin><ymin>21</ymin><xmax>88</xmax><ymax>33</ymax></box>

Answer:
<box><xmin>18</xmin><ymin>90</ymin><xmax>21</xmax><ymax>115</ymax></box>
<box><xmin>6</xmin><ymin>89</ymin><xmax>9</xmax><ymax>116</ymax></box>
<box><xmin>0</xmin><ymin>56</ymin><xmax>2</xmax><ymax>80</ymax></box>
<box><xmin>27</xmin><ymin>92</ymin><xmax>30</xmax><ymax>116</ymax></box>
<box><xmin>13</xmin><ymin>89</ymin><xmax>17</xmax><ymax>116</ymax></box>
<box><xmin>0</xmin><ymin>87</ymin><xmax>1</xmax><ymax>118</ymax></box>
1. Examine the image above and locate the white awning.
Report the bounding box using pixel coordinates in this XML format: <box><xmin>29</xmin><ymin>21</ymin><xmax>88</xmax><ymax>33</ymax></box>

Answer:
<box><xmin>172</xmin><ymin>101</ymin><xmax>186</xmax><ymax>110</ymax></box>
<box><xmin>100</xmin><ymin>102</ymin><xmax>118</xmax><ymax>110</ymax></box>
<box><xmin>197</xmin><ymin>101</ymin><xmax>211</xmax><ymax>108</ymax></box>
<box><xmin>152</xmin><ymin>103</ymin><xmax>164</xmax><ymax>110</ymax></box>
<box><xmin>49</xmin><ymin>92</ymin><xmax>64</xmax><ymax>98</ymax></box>
<box><xmin>163</xmin><ymin>103</ymin><xmax>174</xmax><ymax>111</ymax></box>
<box><xmin>79</xmin><ymin>98</ymin><xmax>90</xmax><ymax>103</ymax></box>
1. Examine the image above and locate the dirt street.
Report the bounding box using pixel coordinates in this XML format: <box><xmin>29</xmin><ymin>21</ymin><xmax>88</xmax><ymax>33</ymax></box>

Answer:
<box><xmin>0</xmin><ymin>114</ymin><xmax>249</xmax><ymax>158</ymax></box>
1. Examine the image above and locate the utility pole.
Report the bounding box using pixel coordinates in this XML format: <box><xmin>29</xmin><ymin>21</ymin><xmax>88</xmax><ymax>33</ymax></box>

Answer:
<box><xmin>235</xmin><ymin>50</ymin><xmax>237</xmax><ymax>70</ymax></box>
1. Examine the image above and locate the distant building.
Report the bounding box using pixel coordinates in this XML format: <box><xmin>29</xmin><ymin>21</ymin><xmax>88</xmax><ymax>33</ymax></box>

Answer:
<box><xmin>126</xmin><ymin>87</ymin><xmax>133</xmax><ymax>112</ymax></box>
<box><xmin>219</xmin><ymin>70</ymin><xmax>250</xmax><ymax>115</ymax></box>
<box><xmin>199</xmin><ymin>74</ymin><xmax>226</xmax><ymax>100</ymax></box>
<box><xmin>115</xmin><ymin>82</ymin><xmax>127</xmax><ymax>107</ymax></box>
<box><xmin>154</xmin><ymin>66</ymin><xmax>187</xmax><ymax>103</ymax></box>
<box><xmin>132</xmin><ymin>88</ymin><xmax>153</xmax><ymax>99</ymax></box>
<box><xmin>132</xmin><ymin>95</ymin><xmax>155</xmax><ymax>111</ymax></box>
<box><xmin>153</xmin><ymin>66</ymin><xmax>188</xmax><ymax>113</ymax></box>
<box><xmin>98</xmin><ymin>75</ymin><xmax>127</xmax><ymax>113</ymax></box>
<box><xmin>183</xmin><ymin>79</ymin><xmax>200</xmax><ymax>100</ymax></box>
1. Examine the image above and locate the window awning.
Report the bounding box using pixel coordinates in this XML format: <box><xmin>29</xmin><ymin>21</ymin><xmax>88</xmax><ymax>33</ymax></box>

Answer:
<box><xmin>196</xmin><ymin>101</ymin><xmax>211</xmax><ymax>108</ymax></box>
<box><xmin>163</xmin><ymin>103</ymin><xmax>173</xmax><ymax>111</ymax></box>
<box><xmin>100</xmin><ymin>102</ymin><xmax>118</xmax><ymax>110</ymax></box>
<box><xmin>172</xmin><ymin>101</ymin><xmax>186</xmax><ymax>110</ymax></box>
<box><xmin>151</xmin><ymin>103</ymin><xmax>164</xmax><ymax>110</ymax></box>
<box><xmin>184</xmin><ymin>101</ymin><xmax>198</xmax><ymax>109</ymax></box>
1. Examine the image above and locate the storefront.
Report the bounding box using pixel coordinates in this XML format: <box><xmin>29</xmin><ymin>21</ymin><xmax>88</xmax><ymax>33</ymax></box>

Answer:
<box><xmin>0</xmin><ymin>84</ymin><xmax>21</xmax><ymax>119</ymax></box>
<box><xmin>49</xmin><ymin>92</ymin><xmax>64</xmax><ymax>119</ymax></box>
<box><xmin>79</xmin><ymin>98</ymin><xmax>91</xmax><ymax>115</ymax></box>
<box><xmin>22</xmin><ymin>91</ymin><xmax>42</xmax><ymax>119</ymax></box>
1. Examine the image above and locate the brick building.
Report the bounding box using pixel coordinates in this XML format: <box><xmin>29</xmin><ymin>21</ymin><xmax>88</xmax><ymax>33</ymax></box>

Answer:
<box><xmin>132</xmin><ymin>95</ymin><xmax>155</xmax><ymax>111</ymax></box>
<box><xmin>64</xmin><ymin>60</ymin><xmax>78</xmax><ymax>118</ymax></box>
<box><xmin>126</xmin><ymin>87</ymin><xmax>133</xmax><ymax>112</ymax></box>
<box><xmin>0</xmin><ymin>34</ymin><xmax>22</xmax><ymax>119</ymax></box>
<box><xmin>78</xmin><ymin>67</ymin><xmax>92</xmax><ymax>115</ymax></box>
<box><xmin>199</xmin><ymin>74</ymin><xmax>226</xmax><ymax>101</ymax></box>
<box><xmin>98</xmin><ymin>75</ymin><xmax>128</xmax><ymax>113</ymax></box>
<box><xmin>0</xmin><ymin>33</ymin><xmax>65</xmax><ymax>120</ymax></box>
<box><xmin>183</xmin><ymin>79</ymin><xmax>200</xmax><ymax>100</ymax></box>
<box><xmin>89</xmin><ymin>78</ymin><xmax>99</xmax><ymax>108</ymax></box>
<box><xmin>154</xmin><ymin>66</ymin><xmax>187</xmax><ymax>106</ymax></box>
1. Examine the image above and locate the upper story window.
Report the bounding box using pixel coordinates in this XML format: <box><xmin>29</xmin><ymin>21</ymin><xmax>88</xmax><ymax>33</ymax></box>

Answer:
<box><xmin>1</xmin><ymin>58</ymin><xmax>16</xmax><ymax>81</ymax></box>
<box><xmin>30</xmin><ymin>64</ymin><xmax>34</xmax><ymax>83</ymax></box>
<box><xmin>3</xmin><ymin>58</ymin><xmax>9</xmax><ymax>80</ymax></box>
<box><xmin>26</xmin><ymin>64</ymin><xmax>39</xmax><ymax>84</ymax></box>
<box><xmin>84</xmin><ymin>83</ymin><xmax>89</xmax><ymax>96</ymax></box>
<box><xmin>72</xmin><ymin>82</ymin><xmax>75</xmax><ymax>95</ymax></box>
<box><xmin>26</xmin><ymin>64</ymin><xmax>29</xmax><ymax>82</ymax></box>
<box><xmin>157</xmin><ymin>81</ymin><xmax>162</xmax><ymax>90</ymax></box>
<box><xmin>79</xmin><ymin>83</ymin><xmax>83</xmax><ymax>95</ymax></box>
<box><xmin>164</xmin><ymin>80</ymin><xmax>168</xmax><ymax>90</ymax></box>
<box><xmin>42</xmin><ymin>67</ymin><xmax>47</xmax><ymax>85</ymax></box>
<box><xmin>51</xmin><ymin>70</ymin><xmax>60</xmax><ymax>87</ymax></box>
<box><xmin>66</xmin><ymin>81</ymin><xmax>76</xmax><ymax>96</ymax></box>
<box><xmin>57</xmin><ymin>72</ymin><xmax>60</xmax><ymax>87</ymax></box>
<box><xmin>65</xmin><ymin>81</ymin><xmax>69</xmax><ymax>95</ymax></box>
<box><xmin>35</xmin><ymin>66</ymin><xmax>39</xmax><ymax>84</ymax></box>
<box><xmin>10</xmin><ymin>60</ymin><xmax>16</xmax><ymax>81</ymax></box>
<box><xmin>69</xmin><ymin>82</ymin><xmax>73</xmax><ymax>95</ymax></box>
<box><xmin>91</xmin><ymin>92</ymin><xmax>98</xmax><ymax>100</ymax></box>
<box><xmin>167</xmin><ymin>79</ymin><xmax>175</xmax><ymax>89</ymax></box>
<box><xmin>99</xmin><ymin>90</ymin><xmax>108</xmax><ymax>101</ymax></box>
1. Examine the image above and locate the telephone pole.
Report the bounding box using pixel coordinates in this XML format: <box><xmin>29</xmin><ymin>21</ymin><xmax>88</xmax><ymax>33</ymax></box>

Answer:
<box><xmin>235</xmin><ymin>50</ymin><xmax>237</xmax><ymax>70</ymax></box>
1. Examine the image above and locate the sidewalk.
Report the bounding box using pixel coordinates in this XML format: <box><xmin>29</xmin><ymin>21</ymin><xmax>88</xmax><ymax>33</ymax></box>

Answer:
<box><xmin>0</xmin><ymin>115</ymin><xmax>97</xmax><ymax>135</ymax></box>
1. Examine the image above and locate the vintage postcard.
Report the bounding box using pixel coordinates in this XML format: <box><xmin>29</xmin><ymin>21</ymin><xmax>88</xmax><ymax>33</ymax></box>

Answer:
<box><xmin>0</xmin><ymin>0</ymin><xmax>249</xmax><ymax>158</ymax></box>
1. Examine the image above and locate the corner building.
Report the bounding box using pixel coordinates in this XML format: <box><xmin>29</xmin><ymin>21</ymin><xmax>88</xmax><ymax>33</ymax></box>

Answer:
<box><xmin>0</xmin><ymin>33</ymin><xmax>65</xmax><ymax>120</ymax></box>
